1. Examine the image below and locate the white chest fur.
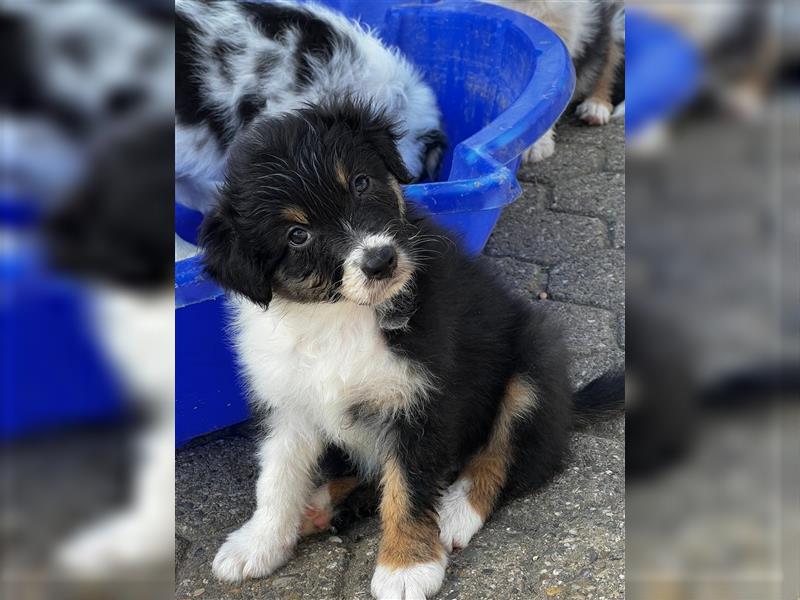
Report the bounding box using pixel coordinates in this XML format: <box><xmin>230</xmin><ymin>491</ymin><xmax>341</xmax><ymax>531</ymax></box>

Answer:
<box><xmin>232</xmin><ymin>297</ymin><xmax>432</xmax><ymax>456</ymax></box>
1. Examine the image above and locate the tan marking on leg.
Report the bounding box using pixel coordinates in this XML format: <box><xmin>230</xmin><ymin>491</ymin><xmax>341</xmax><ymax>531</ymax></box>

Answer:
<box><xmin>377</xmin><ymin>457</ymin><xmax>443</xmax><ymax>569</ymax></box>
<box><xmin>464</xmin><ymin>375</ymin><xmax>538</xmax><ymax>519</ymax></box>
<box><xmin>328</xmin><ymin>476</ymin><xmax>360</xmax><ymax>505</ymax></box>
<box><xmin>336</xmin><ymin>163</ymin><xmax>348</xmax><ymax>188</ymax></box>
<box><xmin>582</xmin><ymin>38</ymin><xmax>623</xmax><ymax>122</ymax></box>
<box><xmin>389</xmin><ymin>176</ymin><xmax>406</xmax><ymax>217</ymax></box>
<box><xmin>282</xmin><ymin>206</ymin><xmax>309</xmax><ymax>225</ymax></box>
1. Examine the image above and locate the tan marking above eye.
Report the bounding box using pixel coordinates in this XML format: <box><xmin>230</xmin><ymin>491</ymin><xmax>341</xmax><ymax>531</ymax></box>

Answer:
<box><xmin>282</xmin><ymin>207</ymin><xmax>309</xmax><ymax>225</ymax></box>
<box><xmin>389</xmin><ymin>176</ymin><xmax>405</xmax><ymax>216</ymax></box>
<box><xmin>336</xmin><ymin>163</ymin><xmax>348</xmax><ymax>188</ymax></box>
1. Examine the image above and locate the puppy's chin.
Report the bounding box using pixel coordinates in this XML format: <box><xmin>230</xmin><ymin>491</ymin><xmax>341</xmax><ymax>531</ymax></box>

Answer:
<box><xmin>339</xmin><ymin>254</ymin><xmax>414</xmax><ymax>307</ymax></box>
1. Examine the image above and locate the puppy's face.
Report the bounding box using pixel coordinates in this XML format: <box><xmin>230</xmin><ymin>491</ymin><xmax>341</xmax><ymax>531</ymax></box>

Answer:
<box><xmin>201</xmin><ymin>103</ymin><xmax>424</xmax><ymax>309</ymax></box>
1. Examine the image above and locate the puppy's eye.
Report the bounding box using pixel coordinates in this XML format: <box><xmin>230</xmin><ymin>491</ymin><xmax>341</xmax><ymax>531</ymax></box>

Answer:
<box><xmin>288</xmin><ymin>226</ymin><xmax>311</xmax><ymax>247</ymax></box>
<box><xmin>352</xmin><ymin>174</ymin><xmax>370</xmax><ymax>195</ymax></box>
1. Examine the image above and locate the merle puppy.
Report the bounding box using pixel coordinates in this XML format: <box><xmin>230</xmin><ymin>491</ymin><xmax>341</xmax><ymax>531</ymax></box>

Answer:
<box><xmin>176</xmin><ymin>0</ymin><xmax>446</xmax><ymax>214</ymax></box>
<box><xmin>200</xmin><ymin>100</ymin><xmax>622</xmax><ymax>600</ymax></box>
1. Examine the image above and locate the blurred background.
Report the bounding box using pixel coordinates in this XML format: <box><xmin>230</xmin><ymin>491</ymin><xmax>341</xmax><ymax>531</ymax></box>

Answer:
<box><xmin>2</xmin><ymin>1</ymin><xmax>174</xmax><ymax>598</ymax></box>
<box><xmin>625</xmin><ymin>1</ymin><xmax>798</xmax><ymax>599</ymax></box>
<box><xmin>2</xmin><ymin>1</ymin><xmax>799</xmax><ymax>599</ymax></box>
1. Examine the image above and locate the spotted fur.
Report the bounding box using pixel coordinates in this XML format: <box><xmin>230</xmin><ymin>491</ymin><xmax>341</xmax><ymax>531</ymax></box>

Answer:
<box><xmin>176</xmin><ymin>0</ymin><xmax>446</xmax><ymax>200</ymax></box>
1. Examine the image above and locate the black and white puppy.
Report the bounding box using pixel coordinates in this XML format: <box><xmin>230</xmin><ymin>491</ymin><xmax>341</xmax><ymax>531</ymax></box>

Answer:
<box><xmin>176</xmin><ymin>0</ymin><xmax>446</xmax><ymax>212</ymax></box>
<box><xmin>200</xmin><ymin>100</ymin><xmax>622</xmax><ymax>599</ymax></box>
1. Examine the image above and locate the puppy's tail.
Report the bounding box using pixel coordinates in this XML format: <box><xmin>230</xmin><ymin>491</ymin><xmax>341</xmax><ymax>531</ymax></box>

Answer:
<box><xmin>573</xmin><ymin>368</ymin><xmax>625</xmax><ymax>422</ymax></box>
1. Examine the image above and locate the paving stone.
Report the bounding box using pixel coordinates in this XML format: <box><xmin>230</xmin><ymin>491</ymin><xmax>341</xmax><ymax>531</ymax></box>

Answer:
<box><xmin>570</xmin><ymin>349</ymin><xmax>625</xmax><ymax>389</ymax></box>
<box><xmin>609</xmin><ymin>216</ymin><xmax>625</xmax><ymax>249</ymax></box>
<box><xmin>485</xmin><ymin>211</ymin><xmax>608</xmax><ymax>266</ymax></box>
<box><xmin>549</xmin><ymin>249</ymin><xmax>625</xmax><ymax>312</ymax></box>
<box><xmin>517</xmin><ymin>137</ymin><xmax>606</xmax><ymax>185</ymax></box>
<box><xmin>483</xmin><ymin>255</ymin><xmax>548</xmax><ymax>299</ymax></box>
<box><xmin>604</xmin><ymin>139</ymin><xmax>625</xmax><ymax>173</ymax></box>
<box><xmin>550</xmin><ymin>172</ymin><xmax>625</xmax><ymax>221</ymax></box>
<box><xmin>537</xmin><ymin>301</ymin><xmax>618</xmax><ymax>360</ymax></box>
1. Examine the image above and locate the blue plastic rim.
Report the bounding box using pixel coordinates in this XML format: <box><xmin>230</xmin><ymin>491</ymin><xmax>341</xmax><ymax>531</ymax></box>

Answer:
<box><xmin>175</xmin><ymin>0</ymin><xmax>575</xmax><ymax>445</ymax></box>
<box><xmin>625</xmin><ymin>8</ymin><xmax>702</xmax><ymax>137</ymax></box>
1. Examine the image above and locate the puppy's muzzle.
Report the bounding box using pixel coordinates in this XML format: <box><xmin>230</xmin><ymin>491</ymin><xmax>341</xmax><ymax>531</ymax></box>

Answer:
<box><xmin>361</xmin><ymin>245</ymin><xmax>397</xmax><ymax>281</ymax></box>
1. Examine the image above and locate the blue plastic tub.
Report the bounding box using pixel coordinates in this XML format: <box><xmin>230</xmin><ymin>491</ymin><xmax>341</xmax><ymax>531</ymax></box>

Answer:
<box><xmin>1</xmin><ymin>233</ymin><xmax>123</xmax><ymax>440</ymax></box>
<box><xmin>625</xmin><ymin>8</ymin><xmax>702</xmax><ymax>137</ymax></box>
<box><xmin>175</xmin><ymin>0</ymin><xmax>574</xmax><ymax>446</ymax></box>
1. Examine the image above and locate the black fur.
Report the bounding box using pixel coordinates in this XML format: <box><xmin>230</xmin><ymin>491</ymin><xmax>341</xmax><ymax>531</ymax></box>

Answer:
<box><xmin>176</xmin><ymin>11</ymin><xmax>234</xmax><ymax>146</ymax></box>
<box><xmin>45</xmin><ymin>118</ymin><xmax>174</xmax><ymax>289</ymax></box>
<box><xmin>201</xmin><ymin>100</ymin><xmax>620</xmax><ymax>530</ymax></box>
<box><xmin>239</xmin><ymin>1</ymin><xmax>349</xmax><ymax>90</ymax></box>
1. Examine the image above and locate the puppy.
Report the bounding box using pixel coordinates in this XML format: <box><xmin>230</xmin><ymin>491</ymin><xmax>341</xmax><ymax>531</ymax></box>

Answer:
<box><xmin>176</xmin><ymin>0</ymin><xmax>446</xmax><ymax>210</ymax></box>
<box><xmin>46</xmin><ymin>117</ymin><xmax>175</xmax><ymax>576</ymax></box>
<box><xmin>200</xmin><ymin>100</ymin><xmax>622</xmax><ymax>599</ymax></box>
<box><xmin>491</xmin><ymin>0</ymin><xmax>625</xmax><ymax>162</ymax></box>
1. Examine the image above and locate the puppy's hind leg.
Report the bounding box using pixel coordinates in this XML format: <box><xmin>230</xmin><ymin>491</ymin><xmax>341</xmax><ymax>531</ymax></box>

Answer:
<box><xmin>300</xmin><ymin>477</ymin><xmax>361</xmax><ymax>536</ymax></box>
<box><xmin>576</xmin><ymin>38</ymin><xmax>623</xmax><ymax>126</ymax></box>
<box><xmin>438</xmin><ymin>375</ymin><xmax>538</xmax><ymax>552</ymax></box>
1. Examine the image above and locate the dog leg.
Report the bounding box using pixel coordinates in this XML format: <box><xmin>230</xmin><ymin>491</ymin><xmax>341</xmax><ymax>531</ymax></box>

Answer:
<box><xmin>576</xmin><ymin>37</ymin><xmax>623</xmax><ymax>126</ymax></box>
<box><xmin>300</xmin><ymin>477</ymin><xmax>361</xmax><ymax>536</ymax></box>
<box><xmin>371</xmin><ymin>456</ymin><xmax>447</xmax><ymax>600</ymax></box>
<box><xmin>438</xmin><ymin>375</ymin><xmax>537</xmax><ymax>552</ymax></box>
<box><xmin>212</xmin><ymin>411</ymin><xmax>323</xmax><ymax>583</ymax></box>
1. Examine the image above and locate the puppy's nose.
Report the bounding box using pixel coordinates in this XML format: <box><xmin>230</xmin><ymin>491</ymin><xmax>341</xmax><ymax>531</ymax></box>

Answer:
<box><xmin>361</xmin><ymin>245</ymin><xmax>397</xmax><ymax>280</ymax></box>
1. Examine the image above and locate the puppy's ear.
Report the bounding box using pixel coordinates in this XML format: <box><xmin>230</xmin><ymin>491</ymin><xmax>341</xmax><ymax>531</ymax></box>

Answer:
<box><xmin>419</xmin><ymin>128</ymin><xmax>447</xmax><ymax>182</ymax></box>
<box><xmin>367</xmin><ymin>128</ymin><xmax>414</xmax><ymax>184</ymax></box>
<box><xmin>199</xmin><ymin>205</ymin><xmax>274</xmax><ymax>309</ymax></box>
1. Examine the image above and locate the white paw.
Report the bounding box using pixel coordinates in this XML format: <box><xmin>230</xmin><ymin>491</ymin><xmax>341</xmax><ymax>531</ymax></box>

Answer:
<box><xmin>371</xmin><ymin>558</ymin><xmax>446</xmax><ymax>600</ymax></box>
<box><xmin>56</xmin><ymin>512</ymin><xmax>172</xmax><ymax>577</ymax></box>
<box><xmin>300</xmin><ymin>484</ymin><xmax>334</xmax><ymax>536</ymax></box>
<box><xmin>522</xmin><ymin>130</ymin><xmax>555</xmax><ymax>163</ymax></box>
<box><xmin>212</xmin><ymin>518</ymin><xmax>294</xmax><ymax>583</ymax></box>
<box><xmin>576</xmin><ymin>98</ymin><xmax>612</xmax><ymax>126</ymax></box>
<box><xmin>437</xmin><ymin>478</ymin><xmax>484</xmax><ymax>553</ymax></box>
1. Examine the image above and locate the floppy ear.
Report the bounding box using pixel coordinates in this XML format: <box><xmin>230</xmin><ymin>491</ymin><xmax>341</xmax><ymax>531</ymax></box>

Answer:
<box><xmin>367</xmin><ymin>128</ymin><xmax>414</xmax><ymax>184</ymax></box>
<box><xmin>199</xmin><ymin>205</ymin><xmax>274</xmax><ymax>309</ymax></box>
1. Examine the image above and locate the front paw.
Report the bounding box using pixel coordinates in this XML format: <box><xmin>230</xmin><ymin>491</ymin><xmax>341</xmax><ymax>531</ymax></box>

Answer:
<box><xmin>56</xmin><ymin>511</ymin><xmax>171</xmax><ymax>577</ymax></box>
<box><xmin>371</xmin><ymin>558</ymin><xmax>446</xmax><ymax>600</ymax></box>
<box><xmin>576</xmin><ymin>98</ymin><xmax>612</xmax><ymax>126</ymax></box>
<box><xmin>212</xmin><ymin>519</ymin><xmax>294</xmax><ymax>583</ymax></box>
<box><xmin>522</xmin><ymin>130</ymin><xmax>555</xmax><ymax>163</ymax></box>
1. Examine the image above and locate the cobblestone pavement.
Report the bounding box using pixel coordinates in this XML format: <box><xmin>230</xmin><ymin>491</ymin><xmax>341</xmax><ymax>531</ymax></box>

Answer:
<box><xmin>176</xmin><ymin>114</ymin><xmax>626</xmax><ymax>600</ymax></box>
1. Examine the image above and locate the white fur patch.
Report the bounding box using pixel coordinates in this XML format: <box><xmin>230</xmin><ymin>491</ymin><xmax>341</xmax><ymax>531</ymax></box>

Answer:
<box><xmin>301</xmin><ymin>483</ymin><xmax>334</xmax><ymax>535</ymax></box>
<box><xmin>213</xmin><ymin>411</ymin><xmax>324</xmax><ymax>582</ymax></box>
<box><xmin>370</xmin><ymin>557</ymin><xmax>447</xmax><ymax>600</ymax></box>
<box><xmin>522</xmin><ymin>128</ymin><xmax>555</xmax><ymax>163</ymax></box>
<box><xmin>232</xmin><ymin>297</ymin><xmax>434</xmax><ymax>476</ymax></box>
<box><xmin>437</xmin><ymin>477</ymin><xmax>485</xmax><ymax>553</ymax></box>
<box><xmin>576</xmin><ymin>98</ymin><xmax>612</xmax><ymax>126</ymax></box>
<box><xmin>611</xmin><ymin>100</ymin><xmax>625</xmax><ymax>120</ymax></box>
<box><xmin>212</xmin><ymin>516</ymin><xmax>294</xmax><ymax>583</ymax></box>
<box><xmin>340</xmin><ymin>233</ymin><xmax>414</xmax><ymax>306</ymax></box>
